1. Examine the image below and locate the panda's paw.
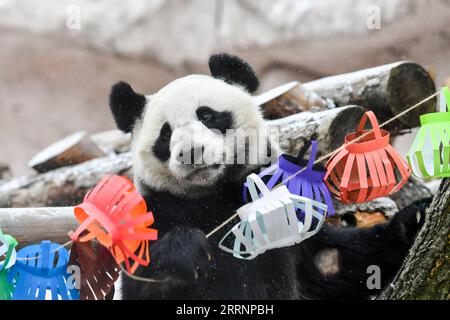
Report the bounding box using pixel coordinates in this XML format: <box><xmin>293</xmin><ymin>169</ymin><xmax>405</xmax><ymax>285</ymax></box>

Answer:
<box><xmin>152</xmin><ymin>226</ymin><xmax>211</xmax><ymax>285</ymax></box>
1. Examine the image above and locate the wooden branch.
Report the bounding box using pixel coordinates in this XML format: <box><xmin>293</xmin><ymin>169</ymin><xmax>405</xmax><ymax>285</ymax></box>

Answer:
<box><xmin>254</xmin><ymin>81</ymin><xmax>334</xmax><ymax>119</ymax></box>
<box><xmin>0</xmin><ymin>198</ymin><xmax>398</xmax><ymax>247</ymax></box>
<box><xmin>267</xmin><ymin>105</ymin><xmax>366</xmax><ymax>155</ymax></box>
<box><xmin>303</xmin><ymin>61</ymin><xmax>436</xmax><ymax>129</ymax></box>
<box><xmin>0</xmin><ymin>207</ymin><xmax>76</xmax><ymax>247</ymax></box>
<box><xmin>378</xmin><ymin>178</ymin><xmax>450</xmax><ymax>300</ymax></box>
<box><xmin>0</xmin><ymin>153</ymin><xmax>132</xmax><ymax>208</ymax></box>
<box><xmin>28</xmin><ymin>131</ymin><xmax>107</xmax><ymax>173</ymax></box>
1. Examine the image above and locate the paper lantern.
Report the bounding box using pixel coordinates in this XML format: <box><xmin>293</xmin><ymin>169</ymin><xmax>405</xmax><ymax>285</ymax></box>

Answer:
<box><xmin>69</xmin><ymin>240</ymin><xmax>120</xmax><ymax>300</ymax></box>
<box><xmin>407</xmin><ymin>87</ymin><xmax>450</xmax><ymax>178</ymax></box>
<box><xmin>0</xmin><ymin>230</ymin><xmax>18</xmax><ymax>300</ymax></box>
<box><xmin>69</xmin><ymin>175</ymin><xmax>158</xmax><ymax>274</ymax></box>
<box><xmin>244</xmin><ymin>140</ymin><xmax>334</xmax><ymax>216</ymax></box>
<box><xmin>325</xmin><ymin>111</ymin><xmax>411</xmax><ymax>204</ymax></box>
<box><xmin>219</xmin><ymin>174</ymin><xmax>327</xmax><ymax>260</ymax></box>
<box><xmin>9</xmin><ymin>240</ymin><xmax>79</xmax><ymax>300</ymax></box>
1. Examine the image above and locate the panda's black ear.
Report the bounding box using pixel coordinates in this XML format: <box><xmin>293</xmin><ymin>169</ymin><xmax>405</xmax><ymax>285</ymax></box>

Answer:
<box><xmin>209</xmin><ymin>53</ymin><xmax>259</xmax><ymax>93</ymax></box>
<box><xmin>109</xmin><ymin>81</ymin><xmax>146</xmax><ymax>133</ymax></box>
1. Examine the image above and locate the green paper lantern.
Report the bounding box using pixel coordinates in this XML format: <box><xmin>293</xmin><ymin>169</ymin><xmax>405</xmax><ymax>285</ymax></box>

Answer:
<box><xmin>407</xmin><ymin>87</ymin><xmax>450</xmax><ymax>178</ymax></box>
<box><xmin>0</xmin><ymin>229</ymin><xmax>18</xmax><ymax>300</ymax></box>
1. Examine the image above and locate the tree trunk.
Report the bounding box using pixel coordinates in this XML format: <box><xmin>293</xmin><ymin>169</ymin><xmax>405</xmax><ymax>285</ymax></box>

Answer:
<box><xmin>378</xmin><ymin>178</ymin><xmax>450</xmax><ymax>300</ymax></box>
<box><xmin>303</xmin><ymin>61</ymin><xmax>436</xmax><ymax>129</ymax></box>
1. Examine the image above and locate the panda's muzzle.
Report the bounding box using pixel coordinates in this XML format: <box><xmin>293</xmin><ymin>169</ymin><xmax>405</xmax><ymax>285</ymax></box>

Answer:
<box><xmin>176</xmin><ymin>146</ymin><xmax>205</xmax><ymax>165</ymax></box>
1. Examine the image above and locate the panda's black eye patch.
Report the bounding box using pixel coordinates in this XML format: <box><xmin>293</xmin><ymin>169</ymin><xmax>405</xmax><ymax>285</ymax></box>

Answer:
<box><xmin>196</xmin><ymin>106</ymin><xmax>233</xmax><ymax>134</ymax></box>
<box><xmin>152</xmin><ymin>122</ymin><xmax>172</xmax><ymax>162</ymax></box>
<box><xmin>160</xmin><ymin>122</ymin><xmax>172</xmax><ymax>140</ymax></box>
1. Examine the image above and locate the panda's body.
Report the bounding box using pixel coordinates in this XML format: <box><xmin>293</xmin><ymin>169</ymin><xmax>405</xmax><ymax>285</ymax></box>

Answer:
<box><xmin>131</xmin><ymin>180</ymin><xmax>299</xmax><ymax>299</ymax></box>
<box><xmin>109</xmin><ymin>54</ymin><xmax>427</xmax><ymax>300</ymax></box>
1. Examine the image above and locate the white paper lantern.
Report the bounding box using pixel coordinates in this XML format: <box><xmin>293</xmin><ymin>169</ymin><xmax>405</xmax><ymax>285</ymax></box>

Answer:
<box><xmin>219</xmin><ymin>174</ymin><xmax>327</xmax><ymax>260</ymax></box>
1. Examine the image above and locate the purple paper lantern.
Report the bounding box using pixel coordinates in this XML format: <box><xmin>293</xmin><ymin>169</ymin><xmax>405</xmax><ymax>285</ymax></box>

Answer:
<box><xmin>244</xmin><ymin>140</ymin><xmax>334</xmax><ymax>216</ymax></box>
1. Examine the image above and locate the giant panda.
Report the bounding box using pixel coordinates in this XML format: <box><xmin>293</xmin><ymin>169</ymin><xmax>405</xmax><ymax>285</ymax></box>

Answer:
<box><xmin>109</xmin><ymin>53</ymin><xmax>428</xmax><ymax>300</ymax></box>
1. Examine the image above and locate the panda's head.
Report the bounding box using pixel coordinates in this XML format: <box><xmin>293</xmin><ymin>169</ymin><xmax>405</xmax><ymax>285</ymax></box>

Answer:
<box><xmin>109</xmin><ymin>53</ymin><xmax>279</xmax><ymax>196</ymax></box>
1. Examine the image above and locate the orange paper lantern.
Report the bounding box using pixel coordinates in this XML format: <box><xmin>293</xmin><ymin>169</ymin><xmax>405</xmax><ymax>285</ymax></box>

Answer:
<box><xmin>325</xmin><ymin>111</ymin><xmax>410</xmax><ymax>204</ymax></box>
<box><xmin>69</xmin><ymin>175</ymin><xmax>158</xmax><ymax>273</ymax></box>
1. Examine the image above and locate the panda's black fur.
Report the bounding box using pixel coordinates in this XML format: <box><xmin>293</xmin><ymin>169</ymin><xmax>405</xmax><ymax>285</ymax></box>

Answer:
<box><xmin>109</xmin><ymin>53</ymin><xmax>429</xmax><ymax>300</ymax></box>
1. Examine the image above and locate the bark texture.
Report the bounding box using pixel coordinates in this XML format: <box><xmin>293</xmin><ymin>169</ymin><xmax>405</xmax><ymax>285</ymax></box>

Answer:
<box><xmin>267</xmin><ymin>105</ymin><xmax>366</xmax><ymax>156</ymax></box>
<box><xmin>303</xmin><ymin>62</ymin><xmax>436</xmax><ymax>129</ymax></box>
<box><xmin>378</xmin><ymin>178</ymin><xmax>450</xmax><ymax>300</ymax></box>
<box><xmin>0</xmin><ymin>153</ymin><xmax>132</xmax><ymax>208</ymax></box>
<box><xmin>0</xmin><ymin>207</ymin><xmax>76</xmax><ymax>246</ymax></box>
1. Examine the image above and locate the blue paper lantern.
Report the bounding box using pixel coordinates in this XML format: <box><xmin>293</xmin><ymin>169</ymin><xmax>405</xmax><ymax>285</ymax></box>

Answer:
<box><xmin>9</xmin><ymin>240</ymin><xmax>79</xmax><ymax>300</ymax></box>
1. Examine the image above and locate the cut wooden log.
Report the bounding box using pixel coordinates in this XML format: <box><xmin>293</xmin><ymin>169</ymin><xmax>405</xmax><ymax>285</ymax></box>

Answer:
<box><xmin>0</xmin><ymin>197</ymin><xmax>396</xmax><ymax>247</ymax></box>
<box><xmin>303</xmin><ymin>61</ymin><xmax>436</xmax><ymax>129</ymax></box>
<box><xmin>266</xmin><ymin>105</ymin><xmax>366</xmax><ymax>156</ymax></box>
<box><xmin>389</xmin><ymin>176</ymin><xmax>432</xmax><ymax>210</ymax></box>
<box><xmin>254</xmin><ymin>81</ymin><xmax>334</xmax><ymax>119</ymax></box>
<box><xmin>327</xmin><ymin>197</ymin><xmax>397</xmax><ymax>228</ymax></box>
<box><xmin>0</xmin><ymin>104</ymin><xmax>430</xmax><ymax>212</ymax></box>
<box><xmin>0</xmin><ymin>207</ymin><xmax>76</xmax><ymax>247</ymax></box>
<box><xmin>28</xmin><ymin>131</ymin><xmax>107</xmax><ymax>173</ymax></box>
<box><xmin>0</xmin><ymin>153</ymin><xmax>132</xmax><ymax>208</ymax></box>
<box><xmin>0</xmin><ymin>106</ymin><xmax>364</xmax><ymax>208</ymax></box>
<box><xmin>378</xmin><ymin>178</ymin><xmax>450</xmax><ymax>300</ymax></box>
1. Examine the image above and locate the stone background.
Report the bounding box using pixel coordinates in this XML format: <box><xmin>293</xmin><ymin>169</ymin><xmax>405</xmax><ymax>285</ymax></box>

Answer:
<box><xmin>0</xmin><ymin>0</ymin><xmax>449</xmax><ymax>176</ymax></box>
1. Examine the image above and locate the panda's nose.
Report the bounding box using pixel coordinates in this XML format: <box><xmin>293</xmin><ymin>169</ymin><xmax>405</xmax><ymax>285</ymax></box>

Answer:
<box><xmin>178</xmin><ymin>146</ymin><xmax>205</xmax><ymax>164</ymax></box>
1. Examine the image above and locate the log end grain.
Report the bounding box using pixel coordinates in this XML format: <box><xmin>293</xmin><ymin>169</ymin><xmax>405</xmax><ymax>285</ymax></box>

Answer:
<box><xmin>387</xmin><ymin>62</ymin><xmax>436</xmax><ymax>128</ymax></box>
<box><xmin>327</xmin><ymin>105</ymin><xmax>366</xmax><ymax>151</ymax></box>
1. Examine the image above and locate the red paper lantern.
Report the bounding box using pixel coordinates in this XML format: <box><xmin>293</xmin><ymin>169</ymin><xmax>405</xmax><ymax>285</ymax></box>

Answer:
<box><xmin>69</xmin><ymin>175</ymin><xmax>158</xmax><ymax>273</ymax></box>
<box><xmin>325</xmin><ymin>111</ymin><xmax>410</xmax><ymax>204</ymax></box>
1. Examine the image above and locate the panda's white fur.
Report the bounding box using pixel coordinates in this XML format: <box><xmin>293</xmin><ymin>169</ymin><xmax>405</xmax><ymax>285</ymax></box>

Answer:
<box><xmin>132</xmin><ymin>74</ymin><xmax>278</xmax><ymax>197</ymax></box>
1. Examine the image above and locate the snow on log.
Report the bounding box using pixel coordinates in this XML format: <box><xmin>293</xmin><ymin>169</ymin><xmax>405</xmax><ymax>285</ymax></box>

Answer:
<box><xmin>0</xmin><ymin>162</ymin><xmax>11</xmax><ymax>180</ymax></box>
<box><xmin>378</xmin><ymin>178</ymin><xmax>450</xmax><ymax>300</ymax></box>
<box><xmin>254</xmin><ymin>81</ymin><xmax>334</xmax><ymax>119</ymax></box>
<box><xmin>28</xmin><ymin>131</ymin><xmax>107</xmax><ymax>173</ymax></box>
<box><xmin>0</xmin><ymin>207</ymin><xmax>76</xmax><ymax>247</ymax></box>
<box><xmin>303</xmin><ymin>61</ymin><xmax>436</xmax><ymax>129</ymax></box>
<box><xmin>0</xmin><ymin>153</ymin><xmax>132</xmax><ymax>208</ymax></box>
<box><xmin>267</xmin><ymin>105</ymin><xmax>366</xmax><ymax>156</ymax></box>
<box><xmin>91</xmin><ymin>130</ymin><xmax>131</xmax><ymax>154</ymax></box>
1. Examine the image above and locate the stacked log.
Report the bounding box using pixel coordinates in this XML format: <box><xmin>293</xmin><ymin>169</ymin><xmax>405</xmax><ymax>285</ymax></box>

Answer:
<box><xmin>28</xmin><ymin>131</ymin><xmax>107</xmax><ymax>173</ymax></box>
<box><xmin>0</xmin><ymin>61</ymin><xmax>435</xmax><ymax>241</ymax></box>
<box><xmin>303</xmin><ymin>61</ymin><xmax>436</xmax><ymax>129</ymax></box>
<box><xmin>258</xmin><ymin>62</ymin><xmax>436</xmax><ymax>132</ymax></box>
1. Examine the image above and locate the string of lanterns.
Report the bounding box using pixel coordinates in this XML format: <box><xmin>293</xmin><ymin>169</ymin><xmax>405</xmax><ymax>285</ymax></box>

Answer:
<box><xmin>0</xmin><ymin>87</ymin><xmax>448</xmax><ymax>299</ymax></box>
